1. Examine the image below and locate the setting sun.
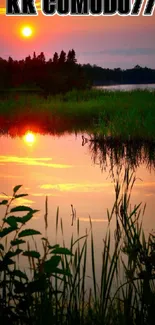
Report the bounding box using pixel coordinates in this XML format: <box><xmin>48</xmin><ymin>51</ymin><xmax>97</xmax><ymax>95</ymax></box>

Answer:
<box><xmin>21</xmin><ymin>26</ymin><xmax>33</xmax><ymax>38</ymax></box>
<box><xmin>24</xmin><ymin>132</ymin><xmax>36</xmax><ymax>146</ymax></box>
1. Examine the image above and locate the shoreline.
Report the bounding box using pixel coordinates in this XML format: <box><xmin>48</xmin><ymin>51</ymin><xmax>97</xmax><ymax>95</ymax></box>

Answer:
<box><xmin>0</xmin><ymin>89</ymin><xmax>155</xmax><ymax>140</ymax></box>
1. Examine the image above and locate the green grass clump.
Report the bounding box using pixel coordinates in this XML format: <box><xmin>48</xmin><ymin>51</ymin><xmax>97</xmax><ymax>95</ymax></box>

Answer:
<box><xmin>0</xmin><ymin>89</ymin><xmax>155</xmax><ymax>140</ymax></box>
<box><xmin>0</xmin><ymin>168</ymin><xmax>155</xmax><ymax>325</ymax></box>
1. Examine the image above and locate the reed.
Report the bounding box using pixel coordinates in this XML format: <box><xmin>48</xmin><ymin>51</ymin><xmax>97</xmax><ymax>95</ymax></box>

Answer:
<box><xmin>0</xmin><ymin>167</ymin><xmax>155</xmax><ymax>324</ymax></box>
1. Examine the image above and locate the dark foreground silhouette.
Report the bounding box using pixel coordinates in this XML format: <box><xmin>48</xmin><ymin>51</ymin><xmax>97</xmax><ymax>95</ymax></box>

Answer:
<box><xmin>0</xmin><ymin>50</ymin><xmax>155</xmax><ymax>95</ymax></box>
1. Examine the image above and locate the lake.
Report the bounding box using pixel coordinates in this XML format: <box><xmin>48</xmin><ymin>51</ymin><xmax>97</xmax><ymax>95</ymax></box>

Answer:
<box><xmin>0</xmin><ymin>131</ymin><xmax>155</xmax><ymax>282</ymax></box>
<box><xmin>96</xmin><ymin>83</ymin><xmax>155</xmax><ymax>91</ymax></box>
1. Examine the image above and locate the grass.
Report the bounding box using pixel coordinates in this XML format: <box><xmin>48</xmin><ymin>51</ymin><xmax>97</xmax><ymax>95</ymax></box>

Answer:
<box><xmin>0</xmin><ymin>89</ymin><xmax>155</xmax><ymax>140</ymax></box>
<box><xmin>0</xmin><ymin>168</ymin><xmax>155</xmax><ymax>324</ymax></box>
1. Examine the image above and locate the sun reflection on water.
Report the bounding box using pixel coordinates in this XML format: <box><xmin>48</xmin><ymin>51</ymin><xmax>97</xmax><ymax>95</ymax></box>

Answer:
<box><xmin>23</xmin><ymin>132</ymin><xmax>36</xmax><ymax>146</ymax></box>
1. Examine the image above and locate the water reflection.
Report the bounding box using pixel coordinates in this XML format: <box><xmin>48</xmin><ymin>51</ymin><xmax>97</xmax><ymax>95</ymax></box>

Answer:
<box><xmin>23</xmin><ymin>131</ymin><xmax>36</xmax><ymax>146</ymax></box>
<box><xmin>0</xmin><ymin>119</ymin><xmax>90</xmax><ymax>138</ymax></box>
<box><xmin>96</xmin><ymin>83</ymin><xmax>155</xmax><ymax>91</ymax></box>
<box><xmin>0</xmin><ymin>127</ymin><xmax>155</xmax><ymax>284</ymax></box>
<box><xmin>82</xmin><ymin>134</ymin><xmax>155</xmax><ymax>172</ymax></box>
<box><xmin>0</xmin><ymin>128</ymin><xmax>155</xmax><ymax>235</ymax></box>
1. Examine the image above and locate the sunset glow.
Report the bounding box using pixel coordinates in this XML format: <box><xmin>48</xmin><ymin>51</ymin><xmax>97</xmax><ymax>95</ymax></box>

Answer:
<box><xmin>0</xmin><ymin>0</ymin><xmax>154</xmax><ymax>69</ymax></box>
<box><xmin>24</xmin><ymin>132</ymin><xmax>36</xmax><ymax>145</ymax></box>
<box><xmin>21</xmin><ymin>26</ymin><xmax>33</xmax><ymax>38</ymax></box>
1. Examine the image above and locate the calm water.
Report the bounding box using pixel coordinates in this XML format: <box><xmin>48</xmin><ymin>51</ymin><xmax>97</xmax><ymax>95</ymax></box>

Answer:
<box><xmin>0</xmin><ymin>133</ymin><xmax>155</xmax><ymax>234</ymax></box>
<box><xmin>96</xmin><ymin>83</ymin><xmax>155</xmax><ymax>91</ymax></box>
<box><xmin>0</xmin><ymin>132</ymin><xmax>155</xmax><ymax>280</ymax></box>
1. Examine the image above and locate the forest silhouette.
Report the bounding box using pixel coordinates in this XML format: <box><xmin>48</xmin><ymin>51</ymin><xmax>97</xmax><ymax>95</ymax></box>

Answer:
<box><xmin>0</xmin><ymin>49</ymin><xmax>155</xmax><ymax>94</ymax></box>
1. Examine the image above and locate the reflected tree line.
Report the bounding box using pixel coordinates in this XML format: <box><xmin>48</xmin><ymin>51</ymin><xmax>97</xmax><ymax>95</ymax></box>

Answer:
<box><xmin>0</xmin><ymin>122</ymin><xmax>155</xmax><ymax>173</ymax></box>
<box><xmin>82</xmin><ymin>134</ymin><xmax>155</xmax><ymax>172</ymax></box>
<box><xmin>0</xmin><ymin>124</ymin><xmax>155</xmax><ymax>172</ymax></box>
<box><xmin>0</xmin><ymin>125</ymin><xmax>155</xmax><ymax>171</ymax></box>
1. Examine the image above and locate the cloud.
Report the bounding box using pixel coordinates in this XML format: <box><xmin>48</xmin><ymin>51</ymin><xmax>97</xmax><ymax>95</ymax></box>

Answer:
<box><xmin>0</xmin><ymin>194</ymin><xmax>34</xmax><ymax>206</ymax></box>
<box><xmin>40</xmin><ymin>182</ymin><xmax>113</xmax><ymax>192</ymax></box>
<box><xmin>32</xmin><ymin>192</ymin><xmax>60</xmax><ymax>197</ymax></box>
<box><xmin>0</xmin><ymin>194</ymin><xmax>12</xmax><ymax>199</ymax></box>
<box><xmin>39</xmin><ymin>181</ymin><xmax>155</xmax><ymax>195</ymax></box>
<box><xmin>0</xmin><ymin>156</ymin><xmax>72</xmax><ymax>169</ymax></box>
<box><xmin>11</xmin><ymin>198</ymin><xmax>35</xmax><ymax>206</ymax></box>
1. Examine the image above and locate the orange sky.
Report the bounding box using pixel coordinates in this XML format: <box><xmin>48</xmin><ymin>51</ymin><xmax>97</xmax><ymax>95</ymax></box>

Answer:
<box><xmin>0</xmin><ymin>0</ymin><xmax>155</xmax><ymax>68</ymax></box>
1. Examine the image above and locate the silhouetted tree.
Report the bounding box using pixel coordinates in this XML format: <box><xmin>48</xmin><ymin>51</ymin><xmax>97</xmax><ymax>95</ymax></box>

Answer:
<box><xmin>33</xmin><ymin>52</ymin><xmax>36</xmax><ymax>60</ymax></box>
<box><xmin>0</xmin><ymin>50</ymin><xmax>155</xmax><ymax>94</ymax></box>
<box><xmin>37</xmin><ymin>52</ymin><xmax>45</xmax><ymax>63</ymax></box>
<box><xmin>67</xmin><ymin>49</ymin><xmax>77</xmax><ymax>64</ymax></box>
<box><xmin>25</xmin><ymin>55</ymin><xmax>31</xmax><ymax>64</ymax></box>
<box><xmin>59</xmin><ymin>50</ymin><xmax>66</xmax><ymax>65</ymax></box>
<box><xmin>8</xmin><ymin>56</ymin><xmax>13</xmax><ymax>64</ymax></box>
<box><xmin>53</xmin><ymin>52</ymin><xmax>59</xmax><ymax>65</ymax></box>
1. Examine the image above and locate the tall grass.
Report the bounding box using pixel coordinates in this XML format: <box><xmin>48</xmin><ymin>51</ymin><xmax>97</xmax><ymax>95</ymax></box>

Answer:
<box><xmin>0</xmin><ymin>168</ymin><xmax>155</xmax><ymax>324</ymax></box>
<box><xmin>0</xmin><ymin>89</ymin><xmax>155</xmax><ymax>140</ymax></box>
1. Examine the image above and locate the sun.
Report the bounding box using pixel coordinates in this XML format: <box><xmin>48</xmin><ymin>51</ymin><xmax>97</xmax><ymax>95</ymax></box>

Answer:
<box><xmin>21</xmin><ymin>26</ymin><xmax>33</xmax><ymax>38</ymax></box>
<box><xmin>24</xmin><ymin>132</ymin><xmax>36</xmax><ymax>146</ymax></box>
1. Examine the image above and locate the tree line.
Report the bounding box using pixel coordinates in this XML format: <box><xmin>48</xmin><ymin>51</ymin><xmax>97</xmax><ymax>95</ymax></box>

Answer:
<box><xmin>0</xmin><ymin>49</ymin><xmax>155</xmax><ymax>94</ymax></box>
<box><xmin>0</xmin><ymin>50</ymin><xmax>90</xmax><ymax>94</ymax></box>
<box><xmin>84</xmin><ymin>64</ymin><xmax>155</xmax><ymax>86</ymax></box>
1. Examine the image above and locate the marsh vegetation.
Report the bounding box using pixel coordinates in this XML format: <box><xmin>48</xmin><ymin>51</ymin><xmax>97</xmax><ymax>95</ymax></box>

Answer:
<box><xmin>0</xmin><ymin>168</ymin><xmax>155</xmax><ymax>325</ymax></box>
<box><xmin>0</xmin><ymin>89</ymin><xmax>155</xmax><ymax>140</ymax></box>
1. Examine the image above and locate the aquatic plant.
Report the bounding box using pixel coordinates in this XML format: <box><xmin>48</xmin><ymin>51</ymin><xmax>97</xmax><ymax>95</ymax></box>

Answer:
<box><xmin>0</xmin><ymin>168</ymin><xmax>155</xmax><ymax>324</ymax></box>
